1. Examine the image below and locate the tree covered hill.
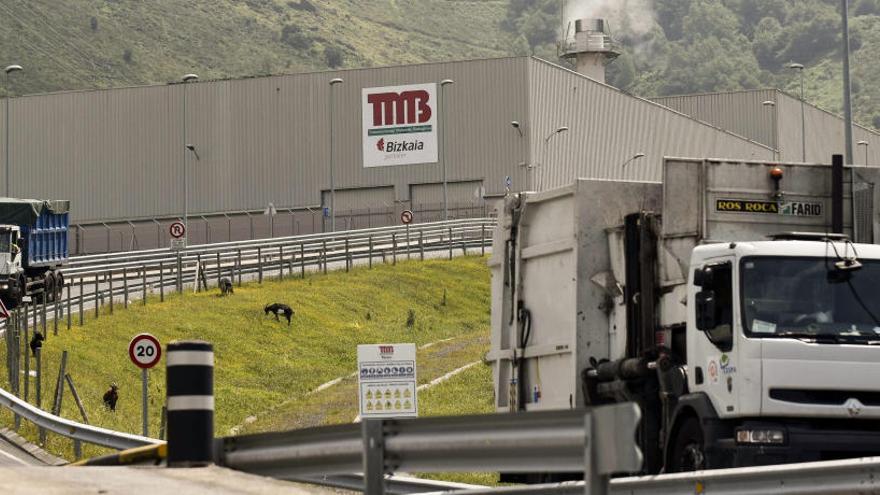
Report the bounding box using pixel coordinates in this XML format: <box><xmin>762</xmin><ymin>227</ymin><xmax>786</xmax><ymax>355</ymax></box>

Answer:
<box><xmin>1</xmin><ymin>0</ymin><xmax>878</xmax><ymax>129</ymax></box>
<box><xmin>505</xmin><ymin>0</ymin><xmax>880</xmax><ymax>129</ymax></box>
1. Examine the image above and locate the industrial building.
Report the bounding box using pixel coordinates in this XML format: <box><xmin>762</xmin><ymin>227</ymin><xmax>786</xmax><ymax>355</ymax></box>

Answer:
<box><xmin>1</xmin><ymin>20</ymin><xmax>877</xmax><ymax>252</ymax></box>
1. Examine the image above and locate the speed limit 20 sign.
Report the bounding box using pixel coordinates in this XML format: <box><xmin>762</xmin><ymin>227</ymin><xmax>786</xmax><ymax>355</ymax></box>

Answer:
<box><xmin>129</xmin><ymin>333</ymin><xmax>162</xmax><ymax>369</ymax></box>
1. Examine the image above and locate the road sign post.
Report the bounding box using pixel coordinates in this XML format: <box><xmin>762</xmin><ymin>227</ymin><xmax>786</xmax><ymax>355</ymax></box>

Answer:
<box><xmin>129</xmin><ymin>333</ymin><xmax>162</xmax><ymax>437</ymax></box>
<box><xmin>400</xmin><ymin>210</ymin><xmax>413</xmax><ymax>260</ymax></box>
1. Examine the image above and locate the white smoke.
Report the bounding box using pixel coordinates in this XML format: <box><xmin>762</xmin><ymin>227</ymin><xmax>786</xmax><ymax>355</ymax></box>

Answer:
<box><xmin>561</xmin><ymin>0</ymin><xmax>657</xmax><ymax>40</ymax></box>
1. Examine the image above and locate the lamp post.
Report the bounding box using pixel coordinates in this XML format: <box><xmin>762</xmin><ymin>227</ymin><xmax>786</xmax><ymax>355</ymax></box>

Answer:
<box><xmin>841</xmin><ymin>0</ymin><xmax>855</xmax><ymax>166</ymax></box>
<box><xmin>857</xmin><ymin>140</ymin><xmax>869</xmax><ymax>166</ymax></box>
<box><xmin>439</xmin><ymin>79</ymin><xmax>454</xmax><ymax>221</ymax></box>
<box><xmin>539</xmin><ymin>126</ymin><xmax>569</xmax><ymax>191</ymax></box>
<box><xmin>789</xmin><ymin>63</ymin><xmax>806</xmax><ymax>162</ymax></box>
<box><xmin>762</xmin><ymin>100</ymin><xmax>778</xmax><ymax>161</ymax></box>
<box><xmin>328</xmin><ymin>77</ymin><xmax>343</xmax><ymax>232</ymax></box>
<box><xmin>620</xmin><ymin>152</ymin><xmax>646</xmax><ymax>168</ymax></box>
<box><xmin>181</xmin><ymin>73</ymin><xmax>199</xmax><ymax>236</ymax></box>
<box><xmin>510</xmin><ymin>121</ymin><xmax>528</xmax><ymax>190</ymax></box>
<box><xmin>4</xmin><ymin>64</ymin><xmax>23</xmax><ymax>197</ymax></box>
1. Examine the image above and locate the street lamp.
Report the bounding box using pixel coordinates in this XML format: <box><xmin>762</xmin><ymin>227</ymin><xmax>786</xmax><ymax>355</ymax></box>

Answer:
<box><xmin>510</xmin><ymin>121</ymin><xmax>529</xmax><ymax>190</ymax></box>
<box><xmin>439</xmin><ymin>79</ymin><xmax>454</xmax><ymax>220</ymax></box>
<box><xmin>328</xmin><ymin>77</ymin><xmax>343</xmax><ymax>232</ymax></box>
<box><xmin>857</xmin><ymin>140</ymin><xmax>869</xmax><ymax>166</ymax></box>
<box><xmin>4</xmin><ymin>64</ymin><xmax>23</xmax><ymax>197</ymax></box>
<box><xmin>537</xmin><ymin>126</ymin><xmax>569</xmax><ymax>190</ymax></box>
<box><xmin>621</xmin><ymin>152</ymin><xmax>646</xmax><ymax>168</ymax></box>
<box><xmin>788</xmin><ymin>63</ymin><xmax>806</xmax><ymax>162</ymax></box>
<box><xmin>181</xmin><ymin>73</ymin><xmax>199</xmax><ymax>237</ymax></box>
<box><xmin>762</xmin><ymin>100</ymin><xmax>779</xmax><ymax>161</ymax></box>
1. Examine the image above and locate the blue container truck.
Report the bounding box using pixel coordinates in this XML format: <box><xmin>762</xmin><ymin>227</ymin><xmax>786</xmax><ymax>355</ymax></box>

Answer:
<box><xmin>0</xmin><ymin>199</ymin><xmax>69</xmax><ymax>307</ymax></box>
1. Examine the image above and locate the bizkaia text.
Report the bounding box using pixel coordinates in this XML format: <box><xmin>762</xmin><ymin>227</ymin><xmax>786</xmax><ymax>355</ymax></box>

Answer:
<box><xmin>376</xmin><ymin>138</ymin><xmax>425</xmax><ymax>152</ymax></box>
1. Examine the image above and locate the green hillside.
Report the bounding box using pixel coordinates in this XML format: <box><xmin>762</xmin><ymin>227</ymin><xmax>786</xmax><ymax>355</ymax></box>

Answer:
<box><xmin>0</xmin><ymin>256</ymin><xmax>492</xmax><ymax>461</ymax></box>
<box><xmin>0</xmin><ymin>0</ymin><xmax>511</xmax><ymax>96</ymax></box>
<box><xmin>3</xmin><ymin>0</ymin><xmax>879</xmax><ymax>129</ymax></box>
<box><xmin>505</xmin><ymin>0</ymin><xmax>880</xmax><ymax>129</ymax></box>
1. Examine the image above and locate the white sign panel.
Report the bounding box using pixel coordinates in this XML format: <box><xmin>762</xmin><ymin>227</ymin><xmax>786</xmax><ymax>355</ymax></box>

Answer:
<box><xmin>357</xmin><ymin>343</ymin><xmax>417</xmax><ymax>418</ymax></box>
<box><xmin>362</xmin><ymin>83</ymin><xmax>438</xmax><ymax>168</ymax></box>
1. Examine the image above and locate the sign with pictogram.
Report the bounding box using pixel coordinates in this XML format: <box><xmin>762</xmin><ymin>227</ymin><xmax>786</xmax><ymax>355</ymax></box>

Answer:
<box><xmin>129</xmin><ymin>333</ymin><xmax>162</xmax><ymax>369</ymax></box>
<box><xmin>169</xmin><ymin>222</ymin><xmax>186</xmax><ymax>239</ymax></box>
<box><xmin>400</xmin><ymin>210</ymin><xmax>414</xmax><ymax>225</ymax></box>
<box><xmin>357</xmin><ymin>343</ymin><xmax>417</xmax><ymax>419</ymax></box>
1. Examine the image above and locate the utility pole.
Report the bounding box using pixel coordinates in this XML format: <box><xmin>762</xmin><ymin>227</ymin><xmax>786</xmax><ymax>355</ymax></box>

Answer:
<box><xmin>842</xmin><ymin>0</ymin><xmax>854</xmax><ymax>166</ymax></box>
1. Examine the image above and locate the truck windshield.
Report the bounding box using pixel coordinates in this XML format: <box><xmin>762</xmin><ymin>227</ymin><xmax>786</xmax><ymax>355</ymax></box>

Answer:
<box><xmin>0</xmin><ymin>231</ymin><xmax>10</xmax><ymax>253</ymax></box>
<box><xmin>741</xmin><ymin>256</ymin><xmax>880</xmax><ymax>342</ymax></box>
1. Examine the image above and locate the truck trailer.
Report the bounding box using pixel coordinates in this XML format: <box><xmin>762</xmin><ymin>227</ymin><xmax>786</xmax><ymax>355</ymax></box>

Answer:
<box><xmin>488</xmin><ymin>156</ymin><xmax>880</xmax><ymax>475</ymax></box>
<box><xmin>0</xmin><ymin>198</ymin><xmax>69</xmax><ymax>307</ymax></box>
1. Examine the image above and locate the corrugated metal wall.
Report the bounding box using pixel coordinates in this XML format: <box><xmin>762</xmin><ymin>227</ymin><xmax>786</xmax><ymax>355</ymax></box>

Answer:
<box><xmin>650</xmin><ymin>90</ymin><xmax>778</xmax><ymax>147</ymax></box>
<box><xmin>409</xmin><ymin>180</ymin><xmax>484</xmax><ymax>205</ymax></box>
<box><xmin>650</xmin><ymin>89</ymin><xmax>880</xmax><ymax>166</ymax></box>
<box><xmin>528</xmin><ymin>59</ymin><xmax>775</xmax><ymax>189</ymax></box>
<box><xmin>3</xmin><ymin>57</ymin><xmax>530</xmax><ymax>223</ymax></box>
<box><xmin>776</xmin><ymin>91</ymin><xmax>880</xmax><ymax>165</ymax></box>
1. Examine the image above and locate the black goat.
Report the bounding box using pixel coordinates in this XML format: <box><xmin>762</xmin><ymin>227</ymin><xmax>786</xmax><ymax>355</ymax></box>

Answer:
<box><xmin>219</xmin><ymin>277</ymin><xmax>234</xmax><ymax>296</ymax></box>
<box><xmin>30</xmin><ymin>331</ymin><xmax>44</xmax><ymax>357</ymax></box>
<box><xmin>264</xmin><ymin>303</ymin><xmax>294</xmax><ymax>326</ymax></box>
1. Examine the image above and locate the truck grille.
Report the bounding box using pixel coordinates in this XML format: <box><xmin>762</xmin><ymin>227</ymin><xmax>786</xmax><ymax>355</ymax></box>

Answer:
<box><xmin>770</xmin><ymin>388</ymin><xmax>880</xmax><ymax>406</ymax></box>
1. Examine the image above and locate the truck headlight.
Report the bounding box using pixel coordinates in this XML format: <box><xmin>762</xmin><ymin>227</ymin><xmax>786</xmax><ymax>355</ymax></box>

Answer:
<box><xmin>736</xmin><ymin>428</ymin><xmax>786</xmax><ymax>445</ymax></box>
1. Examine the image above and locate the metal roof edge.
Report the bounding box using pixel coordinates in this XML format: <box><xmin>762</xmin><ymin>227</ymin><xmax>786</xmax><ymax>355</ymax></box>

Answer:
<box><xmin>6</xmin><ymin>56</ymin><xmax>531</xmax><ymax>100</ymax></box>
<box><xmin>527</xmin><ymin>57</ymin><xmax>776</xmax><ymax>154</ymax></box>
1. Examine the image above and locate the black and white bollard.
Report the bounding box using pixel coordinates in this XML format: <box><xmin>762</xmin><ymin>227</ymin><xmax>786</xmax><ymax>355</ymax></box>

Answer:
<box><xmin>166</xmin><ymin>340</ymin><xmax>214</xmax><ymax>467</ymax></box>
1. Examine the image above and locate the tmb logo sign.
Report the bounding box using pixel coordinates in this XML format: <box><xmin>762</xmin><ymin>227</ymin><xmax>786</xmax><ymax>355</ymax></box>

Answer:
<box><xmin>367</xmin><ymin>90</ymin><xmax>432</xmax><ymax>126</ymax></box>
<box><xmin>379</xmin><ymin>345</ymin><xmax>394</xmax><ymax>358</ymax></box>
<box><xmin>362</xmin><ymin>83</ymin><xmax>438</xmax><ymax>168</ymax></box>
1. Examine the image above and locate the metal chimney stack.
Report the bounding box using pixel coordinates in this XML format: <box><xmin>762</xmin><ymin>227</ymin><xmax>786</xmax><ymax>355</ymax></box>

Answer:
<box><xmin>560</xmin><ymin>18</ymin><xmax>620</xmax><ymax>84</ymax></box>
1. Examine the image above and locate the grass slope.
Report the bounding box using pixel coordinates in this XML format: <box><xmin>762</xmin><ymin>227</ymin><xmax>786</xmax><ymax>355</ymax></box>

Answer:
<box><xmin>0</xmin><ymin>0</ymin><xmax>512</xmax><ymax>97</ymax></box>
<box><xmin>0</xmin><ymin>256</ymin><xmax>491</xmax><ymax>461</ymax></box>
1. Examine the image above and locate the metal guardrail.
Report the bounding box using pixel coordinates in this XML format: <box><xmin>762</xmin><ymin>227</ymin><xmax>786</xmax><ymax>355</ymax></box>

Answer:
<box><xmin>418</xmin><ymin>456</ymin><xmax>880</xmax><ymax>495</ymax></box>
<box><xmin>0</xmin><ymin>386</ymin><xmax>160</xmax><ymax>451</ymax></box>
<box><xmin>217</xmin><ymin>404</ymin><xmax>642</xmax><ymax>495</ymax></box>
<box><xmin>0</xmin><ymin>218</ymin><xmax>496</xmax><ymax>334</ymax></box>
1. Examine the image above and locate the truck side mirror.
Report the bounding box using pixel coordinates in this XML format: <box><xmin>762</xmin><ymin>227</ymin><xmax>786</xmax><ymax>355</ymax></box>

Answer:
<box><xmin>695</xmin><ymin>290</ymin><xmax>717</xmax><ymax>330</ymax></box>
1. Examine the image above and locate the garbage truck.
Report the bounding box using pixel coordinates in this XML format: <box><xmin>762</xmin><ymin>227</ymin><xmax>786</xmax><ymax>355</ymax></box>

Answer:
<box><xmin>0</xmin><ymin>198</ymin><xmax>69</xmax><ymax>307</ymax></box>
<box><xmin>488</xmin><ymin>156</ymin><xmax>880</xmax><ymax>476</ymax></box>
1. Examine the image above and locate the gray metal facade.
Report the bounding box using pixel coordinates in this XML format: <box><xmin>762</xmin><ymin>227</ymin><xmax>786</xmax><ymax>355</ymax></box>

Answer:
<box><xmin>1</xmin><ymin>57</ymin><xmax>529</xmax><ymax>223</ymax></box>
<box><xmin>4</xmin><ymin>57</ymin><xmax>862</xmax><ymax>231</ymax></box>
<box><xmin>528</xmin><ymin>59</ymin><xmax>774</xmax><ymax>189</ymax></box>
<box><xmin>652</xmin><ymin>89</ymin><xmax>880</xmax><ymax>165</ymax></box>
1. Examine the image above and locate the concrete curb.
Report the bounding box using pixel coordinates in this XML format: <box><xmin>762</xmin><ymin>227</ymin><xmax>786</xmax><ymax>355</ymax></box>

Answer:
<box><xmin>0</xmin><ymin>427</ymin><xmax>67</xmax><ymax>466</ymax></box>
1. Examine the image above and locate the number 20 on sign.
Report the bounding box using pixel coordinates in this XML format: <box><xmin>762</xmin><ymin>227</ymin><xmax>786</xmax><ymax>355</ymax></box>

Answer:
<box><xmin>129</xmin><ymin>333</ymin><xmax>162</xmax><ymax>369</ymax></box>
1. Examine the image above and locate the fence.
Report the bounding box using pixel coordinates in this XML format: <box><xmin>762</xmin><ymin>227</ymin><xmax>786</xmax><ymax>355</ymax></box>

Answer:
<box><xmin>70</xmin><ymin>202</ymin><xmax>494</xmax><ymax>255</ymax></box>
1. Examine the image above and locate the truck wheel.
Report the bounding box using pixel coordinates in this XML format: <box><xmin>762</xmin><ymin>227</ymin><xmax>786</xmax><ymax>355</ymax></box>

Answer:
<box><xmin>55</xmin><ymin>273</ymin><xmax>65</xmax><ymax>301</ymax></box>
<box><xmin>669</xmin><ymin>417</ymin><xmax>706</xmax><ymax>472</ymax></box>
<box><xmin>43</xmin><ymin>273</ymin><xmax>56</xmax><ymax>303</ymax></box>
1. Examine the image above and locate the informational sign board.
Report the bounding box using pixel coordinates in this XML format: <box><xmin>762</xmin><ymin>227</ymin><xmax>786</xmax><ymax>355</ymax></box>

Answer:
<box><xmin>129</xmin><ymin>333</ymin><xmax>162</xmax><ymax>369</ymax></box>
<box><xmin>264</xmin><ymin>202</ymin><xmax>277</xmax><ymax>216</ymax></box>
<box><xmin>169</xmin><ymin>222</ymin><xmax>186</xmax><ymax>239</ymax></box>
<box><xmin>170</xmin><ymin>239</ymin><xmax>186</xmax><ymax>250</ymax></box>
<box><xmin>357</xmin><ymin>343</ymin><xmax>417</xmax><ymax>418</ymax></box>
<box><xmin>400</xmin><ymin>210</ymin><xmax>414</xmax><ymax>225</ymax></box>
<box><xmin>362</xmin><ymin>83</ymin><xmax>438</xmax><ymax>168</ymax></box>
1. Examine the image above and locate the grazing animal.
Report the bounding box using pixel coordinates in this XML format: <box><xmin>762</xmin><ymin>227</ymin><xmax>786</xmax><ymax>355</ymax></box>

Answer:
<box><xmin>103</xmin><ymin>383</ymin><xmax>119</xmax><ymax>411</ymax></box>
<box><xmin>219</xmin><ymin>277</ymin><xmax>234</xmax><ymax>296</ymax></box>
<box><xmin>264</xmin><ymin>303</ymin><xmax>294</xmax><ymax>326</ymax></box>
<box><xmin>29</xmin><ymin>331</ymin><xmax>44</xmax><ymax>357</ymax></box>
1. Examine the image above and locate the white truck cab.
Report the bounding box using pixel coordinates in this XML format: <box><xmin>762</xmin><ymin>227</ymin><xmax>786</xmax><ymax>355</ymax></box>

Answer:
<box><xmin>0</xmin><ymin>225</ymin><xmax>23</xmax><ymax>287</ymax></box>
